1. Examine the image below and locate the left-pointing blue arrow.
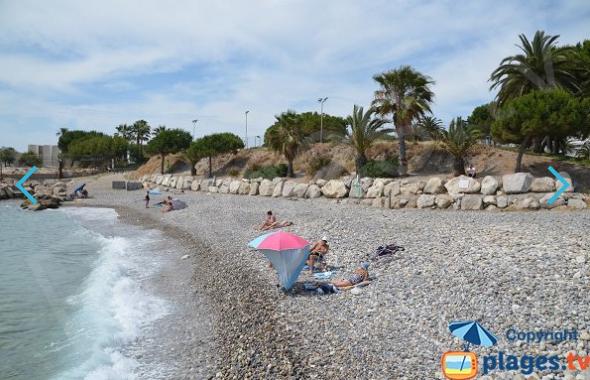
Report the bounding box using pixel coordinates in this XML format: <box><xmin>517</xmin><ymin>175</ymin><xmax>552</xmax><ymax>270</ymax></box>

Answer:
<box><xmin>15</xmin><ymin>166</ymin><xmax>38</xmax><ymax>204</ymax></box>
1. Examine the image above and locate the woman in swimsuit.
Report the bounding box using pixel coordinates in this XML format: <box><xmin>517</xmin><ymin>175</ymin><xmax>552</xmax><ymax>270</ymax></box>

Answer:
<box><xmin>332</xmin><ymin>262</ymin><xmax>369</xmax><ymax>288</ymax></box>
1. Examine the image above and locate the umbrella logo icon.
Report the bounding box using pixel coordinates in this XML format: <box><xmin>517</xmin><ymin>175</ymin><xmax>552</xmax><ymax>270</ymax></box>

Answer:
<box><xmin>441</xmin><ymin>321</ymin><xmax>498</xmax><ymax>380</ymax></box>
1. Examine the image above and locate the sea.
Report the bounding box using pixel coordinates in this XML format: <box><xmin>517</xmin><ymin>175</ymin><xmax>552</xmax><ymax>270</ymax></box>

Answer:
<box><xmin>0</xmin><ymin>203</ymin><xmax>170</xmax><ymax>380</ymax></box>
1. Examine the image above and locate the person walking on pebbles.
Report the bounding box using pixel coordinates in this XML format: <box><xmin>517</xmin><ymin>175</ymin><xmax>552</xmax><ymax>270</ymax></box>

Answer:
<box><xmin>144</xmin><ymin>191</ymin><xmax>150</xmax><ymax>208</ymax></box>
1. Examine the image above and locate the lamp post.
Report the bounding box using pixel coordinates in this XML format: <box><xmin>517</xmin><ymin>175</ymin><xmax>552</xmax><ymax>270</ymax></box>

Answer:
<box><xmin>256</xmin><ymin>136</ymin><xmax>261</xmax><ymax>147</ymax></box>
<box><xmin>317</xmin><ymin>97</ymin><xmax>328</xmax><ymax>143</ymax></box>
<box><xmin>245</xmin><ymin>110</ymin><xmax>250</xmax><ymax>148</ymax></box>
<box><xmin>192</xmin><ymin>119</ymin><xmax>198</xmax><ymax>140</ymax></box>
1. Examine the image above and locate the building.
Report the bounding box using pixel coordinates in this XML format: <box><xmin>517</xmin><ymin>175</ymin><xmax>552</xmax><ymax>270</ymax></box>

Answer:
<box><xmin>28</xmin><ymin>145</ymin><xmax>60</xmax><ymax>167</ymax></box>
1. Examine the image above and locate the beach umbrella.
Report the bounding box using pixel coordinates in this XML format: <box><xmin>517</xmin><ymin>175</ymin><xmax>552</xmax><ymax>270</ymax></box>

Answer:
<box><xmin>449</xmin><ymin>320</ymin><xmax>498</xmax><ymax>370</ymax></box>
<box><xmin>248</xmin><ymin>231</ymin><xmax>310</xmax><ymax>290</ymax></box>
<box><xmin>74</xmin><ymin>183</ymin><xmax>86</xmax><ymax>193</ymax></box>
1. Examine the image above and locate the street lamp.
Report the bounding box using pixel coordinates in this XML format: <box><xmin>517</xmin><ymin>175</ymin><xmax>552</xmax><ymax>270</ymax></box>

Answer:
<box><xmin>245</xmin><ymin>110</ymin><xmax>250</xmax><ymax>148</ymax></box>
<box><xmin>317</xmin><ymin>97</ymin><xmax>328</xmax><ymax>143</ymax></box>
<box><xmin>192</xmin><ymin>119</ymin><xmax>198</xmax><ymax>140</ymax></box>
<box><xmin>256</xmin><ymin>136</ymin><xmax>261</xmax><ymax>147</ymax></box>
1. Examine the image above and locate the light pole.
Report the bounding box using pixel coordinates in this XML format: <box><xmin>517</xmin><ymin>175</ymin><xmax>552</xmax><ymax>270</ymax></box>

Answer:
<box><xmin>192</xmin><ymin>119</ymin><xmax>198</xmax><ymax>140</ymax></box>
<box><xmin>317</xmin><ymin>97</ymin><xmax>328</xmax><ymax>143</ymax></box>
<box><xmin>245</xmin><ymin>110</ymin><xmax>250</xmax><ymax>148</ymax></box>
<box><xmin>256</xmin><ymin>136</ymin><xmax>261</xmax><ymax>147</ymax></box>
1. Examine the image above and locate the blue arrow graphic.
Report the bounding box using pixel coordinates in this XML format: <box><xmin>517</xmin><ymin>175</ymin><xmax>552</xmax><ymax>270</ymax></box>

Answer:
<box><xmin>548</xmin><ymin>166</ymin><xmax>570</xmax><ymax>205</ymax></box>
<box><xmin>15</xmin><ymin>166</ymin><xmax>38</xmax><ymax>204</ymax></box>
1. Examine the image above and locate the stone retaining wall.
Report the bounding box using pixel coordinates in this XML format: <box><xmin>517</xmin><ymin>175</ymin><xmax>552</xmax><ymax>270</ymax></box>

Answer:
<box><xmin>141</xmin><ymin>172</ymin><xmax>589</xmax><ymax>211</ymax></box>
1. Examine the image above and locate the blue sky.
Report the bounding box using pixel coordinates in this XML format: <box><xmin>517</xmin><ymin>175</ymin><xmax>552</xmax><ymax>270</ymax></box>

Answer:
<box><xmin>0</xmin><ymin>0</ymin><xmax>589</xmax><ymax>151</ymax></box>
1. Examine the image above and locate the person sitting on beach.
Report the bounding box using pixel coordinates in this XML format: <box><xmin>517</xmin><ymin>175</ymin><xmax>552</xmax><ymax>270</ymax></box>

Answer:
<box><xmin>466</xmin><ymin>164</ymin><xmax>477</xmax><ymax>178</ymax></box>
<box><xmin>161</xmin><ymin>196</ymin><xmax>173</xmax><ymax>213</ymax></box>
<box><xmin>332</xmin><ymin>262</ymin><xmax>370</xmax><ymax>289</ymax></box>
<box><xmin>259</xmin><ymin>210</ymin><xmax>293</xmax><ymax>230</ymax></box>
<box><xmin>307</xmin><ymin>236</ymin><xmax>329</xmax><ymax>271</ymax></box>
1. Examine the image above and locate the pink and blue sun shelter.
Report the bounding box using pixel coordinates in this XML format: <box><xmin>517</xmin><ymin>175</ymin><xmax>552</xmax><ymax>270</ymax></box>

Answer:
<box><xmin>249</xmin><ymin>231</ymin><xmax>310</xmax><ymax>290</ymax></box>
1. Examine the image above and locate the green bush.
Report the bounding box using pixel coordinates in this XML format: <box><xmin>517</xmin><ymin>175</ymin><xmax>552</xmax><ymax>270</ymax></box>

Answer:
<box><xmin>228</xmin><ymin>168</ymin><xmax>240</xmax><ymax>177</ymax></box>
<box><xmin>360</xmin><ymin>158</ymin><xmax>399</xmax><ymax>178</ymax></box>
<box><xmin>305</xmin><ymin>154</ymin><xmax>332</xmax><ymax>176</ymax></box>
<box><xmin>244</xmin><ymin>164</ymin><xmax>288</xmax><ymax>179</ymax></box>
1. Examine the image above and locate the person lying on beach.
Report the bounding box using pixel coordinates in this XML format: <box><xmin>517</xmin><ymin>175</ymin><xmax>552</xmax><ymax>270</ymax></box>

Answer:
<box><xmin>307</xmin><ymin>236</ymin><xmax>329</xmax><ymax>271</ymax></box>
<box><xmin>161</xmin><ymin>196</ymin><xmax>173</xmax><ymax>213</ymax></box>
<box><xmin>259</xmin><ymin>210</ymin><xmax>293</xmax><ymax>230</ymax></box>
<box><xmin>332</xmin><ymin>262</ymin><xmax>370</xmax><ymax>289</ymax></box>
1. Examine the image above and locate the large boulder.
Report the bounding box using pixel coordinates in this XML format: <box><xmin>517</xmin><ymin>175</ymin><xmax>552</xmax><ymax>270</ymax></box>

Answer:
<box><xmin>461</xmin><ymin>194</ymin><xmax>483</xmax><ymax>210</ymax></box>
<box><xmin>321</xmin><ymin>180</ymin><xmax>348</xmax><ymax>198</ymax></box>
<box><xmin>190</xmin><ymin>180</ymin><xmax>200</xmax><ymax>191</ymax></box>
<box><xmin>315</xmin><ymin>179</ymin><xmax>327</xmax><ymax>188</ymax></box>
<box><xmin>496</xmin><ymin>195</ymin><xmax>509</xmax><ymax>209</ymax></box>
<box><xmin>282</xmin><ymin>181</ymin><xmax>297</xmax><ymax>197</ymax></box>
<box><xmin>365</xmin><ymin>182</ymin><xmax>385</xmax><ymax>198</ymax></box>
<box><xmin>445</xmin><ymin>175</ymin><xmax>481</xmax><ymax>195</ymax></box>
<box><xmin>219</xmin><ymin>182</ymin><xmax>230</xmax><ymax>194</ymax></box>
<box><xmin>272</xmin><ymin>181</ymin><xmax>284</xmax><ymax>197</ymax></box>
<box><xmin>182</xmin><ymin>176</ymin><xmax>194</xmax><ymax>190</ymax></box>
<box><xmin>360</xmin><ymin>177</ymin><xmax>374</xmax><ymax>192</ymax></box>
<box><xmin>259</xmin><ymin>179</ymin><xmax>274</xmax><ymax>196</ymax></box>
<box><xmin>531</xmin><ymin>177</ymin><xmax>555</xmax><ymax>192</ymax></box>
<box><xmin>539</xmin><ymin>193</ymin><xmax>565</xmax><ymax>209</ymax></box>
<box><xmin>384</xmin><ymin>181</ymin><xmax>401</xmax><ymax>197</ymax></box>
<box><xmin>155</xmin><ymin>175</ymin><xmax>164</xmax><ymax>185</ymax></box>
<box><xmin>305</xmin><ymin>184</ymin><xmax>322</xmax><ymax>198</ymax></box>
<box><xmin>417</xmin><ymin>194</ymin><xmax>436</xmax><ymax>208</ymax></box>
<box><xmin>483</xmin><ymin>195</ymin><xmax>497</xmax><ymax>206</ymax></box>
<box><xmin>502</xmin><ymin>173</ymin><xmax>533</xmax><ymax>194</ymax></box>
<box><xmin>480</xmin><ymin>176</ymin><xmax>500</xmax><ymax>195</ymax></box>
<box><xmin>229</xmin><ymin>180</ymin><xmax>241</xmax><ymax>194</ymax></box>
<box><xmin>567</xmin><ymin>198</ymin><xmax>587</xmax><ymax>210</ymax></box>
<box><xmin>208</xmin><ymin>186</ymin><xmax>219</xmax><ymax>193</ymax></box>
<box><xmin>249</xmin><ymin>182</ymin><xmax>259</xmax><ymax>196</ymax></box>
<box><xmin>238</xmin><ymin>181</ymin><xmax>251</xmax><ymax>195</ymax></box>
<box><xmin>435</xmin><ymin>194</ymin><xmax>452</xmax><ymax>209</ymax></box>
<box><xmin>161</xmin><ymin>175</ymin><xmax>172</xmax><ymax>187</ymax></box>
<box><xmin>423</xmin><ymin>177</ymin><xmax>445</xmax><ymax>194</ymax></box>
<box><xmin>559</xmin><ymin>171</ymin><xmax>574</xmax><ymax>192</ymax></box>
<box><xmin>168</xmin><ymin>177</ymin><xmax>178</xmax><ymax>188</ymax></box>
<box><xmin>293</xmin><ymin>183</ymin><xmax>309</xmax><ymax>198</ymax></box>
<box><xmin>401</xmin><ymin>181</ymin><xmax>426</xmax><ymax>195</ymax></box>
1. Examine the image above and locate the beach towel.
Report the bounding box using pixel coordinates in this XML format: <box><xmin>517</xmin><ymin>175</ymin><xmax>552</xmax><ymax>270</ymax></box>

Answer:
<box><xmin>313</xmin><ymin>271</ymin><xmax>334</xmax><ymax>280</ymax></box>
<box><xmin>371</xmin><ymin>243</ymin><xmax>404</xmax><ymax>261</ymax></box>
<box><xmin>148</xmin><ymin>188</ymin><xmax>161</xmax><ymax>195</ymax></box>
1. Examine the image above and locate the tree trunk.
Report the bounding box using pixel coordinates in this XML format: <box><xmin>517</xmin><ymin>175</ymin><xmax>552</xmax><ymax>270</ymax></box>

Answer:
<box><xmin>208</xmin><ymin>156</ymin><xmax>213</xmax><ymax>178</ymax></box>
<box><xmin>515</xmin><ymin>136</ymin><xmax>531</xmax><ymax>172</ymax></box>
<box><xmin>398</xmin><ymin>127</ymin><xmax>408</xmax><ymax>176</ymax></box>
<box><xmin>191</xmin><ymin>162</ymin><xmax>197</xmax><ymax>176</ymax></box>
<box><xmin>532</xmin><ymin>137</ymin><xmax>543</xmax><ymax>153</ymax></box>
<box><xmin>160</xmin><ymin>153</ymin><xmax>166</xmax><ymax>174</ymax></box>
<box><xmin>453</xmin><ymin>156</ymin><xmax>465</xmax><ymax>176</ymax></box>
<box><xmin>355</xmin><ymin>153</ymin><xmax>367</xmax><ymax>175</ymax></box>
<box><xmin>58</xmin><ymin>160</ymin><xmax>63</xmax><ymax>179</ymax></box>
<box><xmin>287</xmin><ymin>159</ymin><xmax>295</xmax><ymax>178</ymax></box>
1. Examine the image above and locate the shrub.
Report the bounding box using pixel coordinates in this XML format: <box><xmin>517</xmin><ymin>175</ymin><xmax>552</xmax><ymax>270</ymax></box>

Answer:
<box><xmin>305</xmin><ymin>154</ymin><xmax>332</xmax><ymax>176</ymax></box>
<box><xmin>360</xmin><ymin>158</ymin><xmax>399</xmax><ymax>178</ymax></box>
<box><xmin>244</xmin><ymin>164</ymin><xmax>288</xmax><ymax>179</ymax></box>
<box><xmin>228</xmin><ymin>168</ymin><xmax>240</xmax><ymax>177</ymax></box>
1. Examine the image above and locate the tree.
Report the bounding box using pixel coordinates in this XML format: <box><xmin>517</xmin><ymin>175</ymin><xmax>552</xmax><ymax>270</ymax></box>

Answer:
<box><xmin>372</xmin><ymin>65</ymin><xmax>435</xmax><ymax>176</ymax></box>
<box><xmin>569</xmin><ymin>40</ymin><xmax>590</xmax><ymax>97</ymax></box>
<box><xmin>438</xmin><ymin>117</ymin><xmax>480</xmax><ymax>176</ymax></box>
<box><xmin>467</xmin><ymin>103</ymin><xmax>495</xmax><ymax>142</ymax></box>
<box><xmin>146</xmin><ymin>129</ymin><xmax>192</xmax><ymax>174</ymax></box>
<box><xmin>264</xmin><ymin>111</ymin><xmax>306</xmax><ymax>177</ymax></box>
<box><xmin>190</xmin><ymin>133</ymin><xmax>244</xmax><ymax>177</ymax></box>
<box><xmin>342</xmin><ymin>105</ymin><xmax>391</xmax><ymax>173</ymax></box>
<box><xmin>416</xmin><ymin>116</ymin><xmax>444</xmax><ymax>141</ymax></box>
<box><xmin>67</xmin><ymin>135</ymin><xmax>128</xmax><ymax>168</ymax></box>
<box><xmin>115</xmin><ymin>124</ymin><xmax>133</xmax><ymax>141</ymax></box>
<box><xmin>264</xmin><ymin>112</ymin><xmax>347</xmax><ymax>144</ymax></box>
<box><xmin>130</xmin><ymin>120</ymin><xmax>151</xmax><ymax>155</ymax></box>
<box><xmin>492</xmin><ymin>89</ymin><xmax>590</xmax><ymax>172</ymax></box>
<box><xmin>152</xmin><ymin>125</ymin><xmax>167</xmax><ymax>137</ymax></box>
<box><xmin>0</xmin><ymin>147</ymin><xmax>17</xmax><ymax>167</ymax></box>
<box><xmin>489</xmin><ymin>30</ymin><xmax>576</xmax><ymax>106</ymax></box>
<box><xmin>18</xmin><ymin>151</ymin><xmax>42</xmax><ymax>167</ymax></box>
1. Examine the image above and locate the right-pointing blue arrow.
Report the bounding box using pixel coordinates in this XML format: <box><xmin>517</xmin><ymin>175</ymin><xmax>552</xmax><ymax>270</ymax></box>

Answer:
<box><xmin>547</xmin><ymin>166</ymin><xmax>570</xmax><ymax>205</ymax></box>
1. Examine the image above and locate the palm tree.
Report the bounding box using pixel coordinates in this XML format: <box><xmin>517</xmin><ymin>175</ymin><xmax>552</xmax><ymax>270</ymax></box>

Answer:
<box><xmin>438</xmin><ymin>117</ymin><xmax>480</xmax><ymax>176</ymax></box>
<box><xmin>115</xmin><ymin>124</ymin><xmax>133</xmax><ymax>141</ymax></box>
<box><xmin>152</xmin><ymin>125</ymin><xmax>167</xmax><ymax>137</ymax></box>
<box><xmin>416</xmin><ymin>116</ymin><xmax>444</xmax><ymax>141</ymax></box>
<box><xmin>373</xmin><ymin>65</ymin><xmax>435</xmax><ymax>176</ymax></box>
<box><xmin>131</xmin><ymin>120</ymin><xmax>151</xmax><ymax>155</ymax></box>
<box><xmin>265</xmin><ymin>111</ymin><xmax>306</xmax><ymax>177</ymax></box>
<box><xmin>489</xmin><ymin>30</ymin><xmax>576</xmax><ymax>106</ymax></box>
<box><xmin>343</xmin><ymin>105</ymin><xmax>391</xmax><ymax>173</ymax></box>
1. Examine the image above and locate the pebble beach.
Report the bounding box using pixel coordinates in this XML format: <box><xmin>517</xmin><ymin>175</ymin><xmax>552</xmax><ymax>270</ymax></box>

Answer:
<box><xmin>75</xmin><ymin>174</ymin><xmax>590</xmax><ymax>379</ymax></box>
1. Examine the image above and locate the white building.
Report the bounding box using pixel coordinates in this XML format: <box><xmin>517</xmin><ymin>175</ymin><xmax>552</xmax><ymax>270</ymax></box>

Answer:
<box><xmin>28</xmin><ymin>145</ymin><xmax>60</xmax><ymax>167</ymax></box>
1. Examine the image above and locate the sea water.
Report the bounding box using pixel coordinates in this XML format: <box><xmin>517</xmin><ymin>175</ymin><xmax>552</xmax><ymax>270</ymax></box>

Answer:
<box><xmin>0</xmin><ymin>204</ymin><xmax>168</xmax><ymax>380</ymax></box>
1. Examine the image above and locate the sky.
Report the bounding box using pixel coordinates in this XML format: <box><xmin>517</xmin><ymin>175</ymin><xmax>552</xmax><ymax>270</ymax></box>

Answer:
<box><xmin>0</xmin><ymin>0</ymin><xmax>589</xmax><ymax>151</ymax></box>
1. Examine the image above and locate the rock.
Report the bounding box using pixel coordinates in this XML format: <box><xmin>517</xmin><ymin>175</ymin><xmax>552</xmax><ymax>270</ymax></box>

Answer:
<box><xmin>315</xmin><ymin>179</ymin><xmax>327</xmax><ymax>187</ymax></box>
<box><xmin>401</xmin><ymin>181</ymin><xmax>425</xmax><ymax>195</ymax></box>
<box><xmin>272</xmin><ymin>181</ymin><xmax>284</xmax><ymax>197</ymax></box>
<box><xmin>390</xmin><ymin>196</ymin><xmax>402</xmax><ymax>209</ymax></box>
<box><xmin>502</xmin><ymin>172</ymin><xmax>534</xmax><ymax>193</ymax></box>
<box><xmin>272</xmin><ymin>177</ymin><xmax>284</xmax><ymax>185</ymax></box>
<box><xmin>181</xmin><ymin>254</ymin><xmax>190</xmax><ymax>260</ymax></box>
<box><xmin>539</xmin><ymin>193</ymin><xmax>565</xmax><ymax>208</ymax></box>
<box><xmin>365</xmin><ymin>182</ymin><xmax>385</xmax><ymax>198</ymax></box>
<box><xmin>219</xmin><ymin>183</ymin><xmax>229</xmax><ymax>194</ymax></box>
<box><xmin>249</xmin><ymin>182</ymin><xmax>259</xmax><ymax>196</ymax></box>
<box><xmin>305</xmin><ymin>184</ymin><xmax>322</xmax><ymax>198</ymax></box>
<box><xmin>383</xmin><ymin>181</ymin><xmax>400</xmax><ymax>197</ymax></box>
<box><xmin>229</xmin><ymin>180</ymin><xmax>241</xmax><ymax>194</ymax></box>
<box><xmin>531</xmin><ymin>177</ymin><xmax>555</xmax><ymax>192</ymax></box>
<box><xmin>281</xmin><ymin>181</ymin><xmax>297</xmax><ymax>197</ymax></box>
<box><xmin>480</xmin><ymin>176</ymin><xmax>500</xmax><ymax>195</ymax></box>
<box><xmin>483</xmin><ymin>195</ymin><xmax>496</xmax><ymax>206</ymax></box>
<box><xmin>169</xmin><ymin>177</ymin><xmax>177</xmax><ymax>188</ymax></box>
<box><xmin>350</xmin><ymin>287</ymin><xmax>363</xmax><ymax>295</ymax></box>
<box><xmin>371</xmin><ymin>197</ymin><xmax>385</xmax><ymax>208</ymax></box>
<box><xmin>293</xmin><ymin>183</ymin><xmax>309</xmax><ymax>198</ymax></box>
<box><xmin>496</xmin><ymin>195</ymin><xmax>509</xmax><ymax>209</ymax></box>
<box><xmin>190</xmin><ymin>180</ymin><xmax>200</xmax><ymax>191</ymax></box>
<box><xmin>155</xmin><ymin>175</ymin><xmax>164</xmax><ymax>185</ymax></box>
<box><xmin>181</xmin><ymin>176</ymin><xmax>194</xmax><ymax>190</ymax></box>
<box><xmin>513</xmin><ymin>196</ymin><xmax>540</xmax><ymax>210</ymax></box>
<box><xmin>259</xmin><ymin>179</ymin><xmax>274</xmax><ymax>196</ymax></box>
<box><xmin>445</xmin><ymin>175</ymin><xmax>481</xmax><ymax>195</ymax></box>
<box><xmin>560</xmin><ymin>171</ymin><xmax>574</xmax><ymax>192</ymax></box>
<box><xmin>423</xmin><ymin>177</ymin><xmax>445</xmax><ymax>194</ymax></box>
<box><xmin>485</xmin><ymin>205</ymin><xmax>498</xmax><ymax>211</ymax></box>
<box><xmin>417</xmin><ymin>194</ymin><xmax>436</xmax><ymax>208</ymax></box>
<box><xmin>238</xmin><ymin>181</ymin><xmax>251</xmax><ymax>195</ymax></box>
<box><xmin>208</xmin><ymin>186</ymin><xmax>218</xmax><ymax>193</ymax></box>
<box><xmin>568</xmin><ymin>199</ymin><xmax>587</xmax><ymax>210</ymax></box>
<box><xmin>360</xmin><ymin>177</ymin><xmax>374</xmax><ymax>192</ymax></box>
<box><xmin>460</xmin><ymin>194</ymin><xmax>483</xmax><ymax>210</ymax></box>
<box><xmin>112</xmin><ymin>181</ymin><xmax>126</xmax><ymax>190</ymax></box>
<box><xmin>435</xmin><ymin>194</ymin><xmax>452</xmax><ymax>209</ymax></box>
<box><xmin>321</xmin><ymin>180</ymin><xmax>348</xmax><ymax>198</ymax></box>
<box><xmin>401</xmin><ymin>195</ymin><xmax>417</xmax><ymax>208</ymax></box>
<box><xmin>161</xmin><ymin>175</ymin><xmax>172</xmax><ymax>187</ymax></box>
